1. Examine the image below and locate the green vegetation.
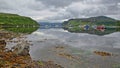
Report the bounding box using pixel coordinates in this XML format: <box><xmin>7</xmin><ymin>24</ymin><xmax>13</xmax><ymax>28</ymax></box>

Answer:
<box><xmin>116</xmin><ymin>21</ymin><xmax>120</xmax><ymax>31</ymax></box>
<box><xmin>0</xmin><ymin>13</ymin><xmax>40</xmax><ymax>33</ymax></box>
<box><xmin>0</xmin><ymin>13</ymin><xmax>39</xmax><ymax>27</ymax></box>
<box><xmin>4</xmin><ymin>27</ymin><xmax>38</xmax><ymax>34</ymax></box>
<box><xmin>63</xmin><ymin>16</ymin><xmax>118</xmax><ymax>28</ymax></box>
<box><xmin>116</xmin><ymin>21</ymin><xmax>120</xmax><ymax>26</ymax></box>
<box><xmin>62</xmin><ymin>16</ymin><xmax>120</xmax><ymax>35</ymax></box>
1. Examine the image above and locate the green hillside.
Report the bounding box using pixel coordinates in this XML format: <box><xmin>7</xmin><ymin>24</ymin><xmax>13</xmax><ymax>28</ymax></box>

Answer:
<box><xmin>63</xmin><ymin>16</ymin><xmax>119</xmax><ymax>26</ymax></box>
<box><xmin>62</xmin><ymin>16</ymin><xmax>120</xmax><ymax>35</ymax></box>
<box><xmin>0</xmin><ymin>13</ymin><xmax>39</xmax><ymax>28</ymax></box>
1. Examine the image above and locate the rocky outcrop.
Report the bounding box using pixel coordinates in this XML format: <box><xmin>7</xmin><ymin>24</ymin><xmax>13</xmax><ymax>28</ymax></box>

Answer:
<box><xmin>12</xmin><ymin>41</ymin><xmax>30</xmax><ymax>56</ymax></box>
<box><xmin>0</xmin><ymin>31</ymin><xmax>64</xmax><ymax>68</ymax></box>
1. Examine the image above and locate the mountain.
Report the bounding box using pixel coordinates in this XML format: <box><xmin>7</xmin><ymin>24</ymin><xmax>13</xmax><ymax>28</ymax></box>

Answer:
<box><xmin>39</xmin><ymin>22</ymin><xmax>62</xmax><ymax>29</ymax></box>
<box><xmin>0</xmin><ymin>13</ymin><xmax>39</xmax><ymax>28</ymax></box>
<box><xmin>62</xmin><ymin>16</ymin><xmax>120</xmax><ymax>35</ymax></box>
<box><xmin>63</xmin><ymin>16</ymin><xmax>119</xmax><ymax>26</ymax></box>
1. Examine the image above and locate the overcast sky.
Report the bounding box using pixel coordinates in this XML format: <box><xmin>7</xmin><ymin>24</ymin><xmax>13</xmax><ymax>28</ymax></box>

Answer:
<box><xmin>0</xmin><ymin>0</ymin><xmax>120</xmax><ymax>22</ymax></box>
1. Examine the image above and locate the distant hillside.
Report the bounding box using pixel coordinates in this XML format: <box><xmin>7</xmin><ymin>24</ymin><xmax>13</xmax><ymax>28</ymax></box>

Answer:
<box><xmin>62</xmin><ymin>16</ymin><xmax>120</xmax><ymax>35</ymax></box>
<box><xmin>0</xmin><ymin>13</ymin><xmax>39</xmax><ymax>28</ymax></box>
<box><xmin>39</xmin><ymin>22</ymin><xmax>62</xmax><ymax>29</ymax></box>
<box><xmin>63</xmin><ymin>16</ymin><xmax>119</xmax><ymax>26</ymax></box>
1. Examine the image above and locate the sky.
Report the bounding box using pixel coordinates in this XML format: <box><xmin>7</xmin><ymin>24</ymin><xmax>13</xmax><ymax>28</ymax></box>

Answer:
<box><xmin>0</xmin><ymin>0</ymin><xmax>120</xmax><ymax>22</ymax></box>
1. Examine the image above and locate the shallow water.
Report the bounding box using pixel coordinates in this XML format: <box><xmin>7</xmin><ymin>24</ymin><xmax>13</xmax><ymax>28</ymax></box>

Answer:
<box><xmin>6</xmin><ymin>28</ymin><xmax>120</xmax><ymax>68</ymax></box>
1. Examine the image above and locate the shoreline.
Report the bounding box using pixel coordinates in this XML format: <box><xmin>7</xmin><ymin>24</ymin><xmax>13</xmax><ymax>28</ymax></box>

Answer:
<box><xmin>0</xmin><ymin>30</ymin><xmax>64</xmax><ymax>68</ymax></box>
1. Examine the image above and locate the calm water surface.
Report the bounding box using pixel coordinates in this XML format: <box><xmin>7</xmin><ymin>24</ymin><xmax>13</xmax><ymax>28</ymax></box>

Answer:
<box><xmin>26</xmin><ymin>28</ymin><xmax>120</xmax><ymax>68</ymax></box>
<box><xmin>6</xmin><ymin>27</ymin><xmax>120</xmax><ymax>68</ymax></box>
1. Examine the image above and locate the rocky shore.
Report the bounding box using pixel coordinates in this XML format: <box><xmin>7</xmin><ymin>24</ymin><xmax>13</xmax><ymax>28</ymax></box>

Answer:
<box><xmin>0</xmin><ymin>30</ymin><xmax>63</xmax><ymax>68</ymax></box>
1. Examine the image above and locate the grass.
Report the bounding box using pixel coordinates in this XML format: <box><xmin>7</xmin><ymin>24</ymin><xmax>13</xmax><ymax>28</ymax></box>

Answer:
<box><xmin>0</xmin><ymin>13</ymin><xmax>39</xmax><ymax>27</ymax></box>
<box><xmin>0</xmin><ymin>13</ymin><xmax>39</xmax><ymax>33</ymax></box>
<box><xmin>4</xmin><ymin>27</ymin><xmax>38</xmax><ymax>34</ymax></box>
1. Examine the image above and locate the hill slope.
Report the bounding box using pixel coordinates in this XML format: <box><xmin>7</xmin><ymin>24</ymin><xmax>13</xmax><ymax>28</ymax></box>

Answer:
<box><xmin>62</xmin><ymin>16</ymin><xmax>120</xmax><ymax>35</ymax></box>
<box><xmin>63</xmin><ymin>16</ymin><xmax>119</xmax><ymax>26</ymax></box>
<box><xmin>0</xmin><ymin>13</ymin><xmax>39</xmax><ymax>27</ymax></box>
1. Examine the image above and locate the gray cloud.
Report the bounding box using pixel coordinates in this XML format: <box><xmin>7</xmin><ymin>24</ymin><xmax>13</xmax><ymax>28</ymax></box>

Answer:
<box><xmin>101</xmin><ymin>0</ymin><xmax>120</xmax><ymax>4</ymax></box>
<box><xmin>46</xmin><ymin>0</ymin><xmax>120</xmax><ymax>21</ymax></box>
<box><xmin>0</xmin><ymin>0</ymin><xmax>15</xmax><ymax>10</ymax></box>
<box><xmin>36</xmin><ymin>0</ymin><xmax>81</xmax><ymax>8</ymax></box>
<box><xmin>0</xmin><ymin>0</ymin><xmax>120</xmax><ymax>21</ymax></box>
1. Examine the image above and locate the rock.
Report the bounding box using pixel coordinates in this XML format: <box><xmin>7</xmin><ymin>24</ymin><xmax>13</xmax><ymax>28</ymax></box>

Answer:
<box><xmin>0</xmin><ymin>40</ymin><xmax>6</xmax><ymax>45</ymax></box>
<box><xmin>93</xmin><ymin>51</ymin><xmax>112</xmax><ymax>56</ymax></box>
<box><xmin>0</xmin><ymin>40</ymin><xmax>6</xmax><ymax>49</ymax></box>
<box><xmin>12</xmin><ymin>41</ymin><xmax>30</xmax><ymax>56</ymax></box>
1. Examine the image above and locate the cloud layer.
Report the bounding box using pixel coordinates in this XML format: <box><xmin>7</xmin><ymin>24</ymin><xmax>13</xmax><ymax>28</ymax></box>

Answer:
<box><xmin>0</xmin><ymin>0</ymin><xmax>120</xmax><ymax>21</ymax></box>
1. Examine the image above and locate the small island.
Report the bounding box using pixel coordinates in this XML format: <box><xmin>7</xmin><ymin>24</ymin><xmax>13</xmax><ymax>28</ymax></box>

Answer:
<box><xmin>63</xmin><ymin>16</ymin><xmax>120</xmax><ymax>35</ymax></box>
<box><xmin>0</xmin><ymin>13</ymin><xmax>40</xmax><ymax>33</ymax></box>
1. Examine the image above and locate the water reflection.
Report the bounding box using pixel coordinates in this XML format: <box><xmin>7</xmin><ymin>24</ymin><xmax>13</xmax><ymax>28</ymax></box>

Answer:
<box><xmin>1</xmin><ymin>26</ymin><xmax>120</xmax><ymax>68</ymax></box>
<box><xmin>64</xmin><ymin>26</ymin><xmax>120</xmax><ymax>35</ymax></box>
<box><xmin>40</xmin><ymin>23</ymin><xmax>62</xmax><ymax>29</ymax></box>
<box><xmin>24</xmin><ymin>28</ymin><xmax>120</xmax><ymax>68</ymax></box>
<box><xmin>2</xmin><ymin>27</ymin><xmax>38</xmax><ymax>34</ymax></box>
<box><xmin>1</xmin><ymin>24</ymin><xmax>120</xmax><ymax>68</ymax></box>
<box><xmin>40</xmin><ymin>23</ymin><xmax>120</xmax><ymax>35</ymax></box>
<box><xmin>74</xmin><ymin>28</ymin><xmax>120</xmax><ymax>35</ymax></box>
